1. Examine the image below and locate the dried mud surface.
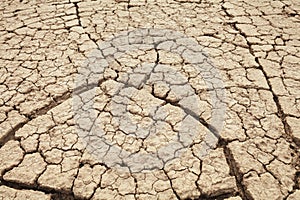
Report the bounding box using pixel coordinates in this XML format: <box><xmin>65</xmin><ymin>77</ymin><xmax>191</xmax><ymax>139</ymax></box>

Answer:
<box><xmin>0</xmin><ymin>0</ymin><xmax>299</xmax><ymax>199</ymax></box>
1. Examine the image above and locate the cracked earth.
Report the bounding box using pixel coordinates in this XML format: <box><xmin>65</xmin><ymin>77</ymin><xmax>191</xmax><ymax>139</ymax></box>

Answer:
<box><xmin>0</xmin><ymin>0</ymin><xmax>300</xmax><ymax>200</ymax></box>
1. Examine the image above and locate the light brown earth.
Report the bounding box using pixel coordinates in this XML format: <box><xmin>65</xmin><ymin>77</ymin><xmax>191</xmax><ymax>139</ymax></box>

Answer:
<box><xmin>0</xmin><ymin>0</ymin><xmax>299</xmax><ymax>200</ymax></box>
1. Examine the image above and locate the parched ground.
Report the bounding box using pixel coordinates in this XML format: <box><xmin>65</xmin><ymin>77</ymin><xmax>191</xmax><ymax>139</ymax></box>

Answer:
<box><xmin>0</xmin><ymin>0</ymin><xmax>300</xmax><ymax>199</ymax></box>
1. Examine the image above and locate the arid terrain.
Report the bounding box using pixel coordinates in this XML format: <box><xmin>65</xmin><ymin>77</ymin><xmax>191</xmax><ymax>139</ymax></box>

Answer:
<box><xmin>0</xmin><ymin>0</ymin><xmax>299</xmax><ymax>199</ymax></box>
